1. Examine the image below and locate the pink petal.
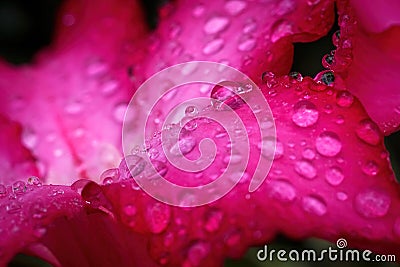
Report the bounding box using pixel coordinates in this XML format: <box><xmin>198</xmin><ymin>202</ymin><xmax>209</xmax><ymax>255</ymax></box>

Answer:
<box><xmin>332</xmin><ymin>0</ymin><xmax>400</xmax><ymax>135</ymax></box>
<box><xmin>101</xmin><ymin>76</ymin><xmax>400</xmax><ymax>266</ymax></box>
<box><xmin>0</xmin><ymin>115</ymin><xmax>38</xmax><ymax>184</ymax></box>
<box><xmin>0</xmin><ymin>0</ymin><xmax>147</xmax><ymax>184</ymax></box>
<box><xmin>0</xmin><ymin>183</ymin><xmax>82</xmax><ymax>266</ymax></box>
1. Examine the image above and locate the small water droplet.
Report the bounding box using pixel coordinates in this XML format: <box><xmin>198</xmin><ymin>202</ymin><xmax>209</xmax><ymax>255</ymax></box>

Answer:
<box><xmin>203</xmin><ymin>39</ymin><xmax>224</xmax><ymax>55</ymax></box>
<box><xmin>86</xmin><ymin>60</ymin><xmax>108</xmax><ymax>77</ymax></box>
<box><xmin>123</xmin><ymin>204</ymin><xmax>137</xmax><ymax>216</ymax></box>
<box><xmin>325</xmin><ymin>166</ymin><xmax>344</xmax><ymax>185</ymax></box>
<box><xmin>64</xmin><ymin>101</ymin><xmax>83</xmax><ymax>115</ymax></box>
<box><xmin>192</xmin><ymin>4</ymin><xmax>205</xmax><ymax>17</ymax></box>
<box><xmin>185</xmin><ymin>241</ymin><xmax>210</xmax><ymax>267</ymax></box>
<box><xmin>181</xmin><ymin>117</ymin><xmax>198</xmax><ymax>131</ymax></box>
<box><xmin>100</xmin><ymin>168</ymin><xmax>119</xmax><ymax>184</ymax></box>
<box><xmin>33</xmin><ymin>227</ymin><xmax>47</xmax><ymax>238</ymax></box>
<box><xmin>354</xmin><ymin>188</ymin><xmax>391</xmax><ymax>218</ymax></box>
<box><xmin>225</xmin><ymin>230</ymin><xmax>242</xmax><ymax>246</ymax></box>
<box><xmin>170</xmin><ymin>137</ymin><xmax>196</xmax><ymax>156</ymax></box>
<box><xmin>113</xmin><ymin>103</ymin><xmax>128</xmax><ymax>123</ymax></box>
<box><xmin>185</xmin><ymin>106</ymin><xmax>199</xmax><ymax>117</ymax></box>
<box><xmin>243</xmin><ymin>19</ymin><xmax>257</xmax><ymax>34</ymax></box>
<box><xmin>362</xmin><ymin>160</ymin><xmax>379</xmax><ymax>176</ymax></box>
<box><xmin>294</xmin><ymin>160</ymin><xmax>317</xmax><ymax>179</ymax></box>
<box><xmin>210</xmin><ymin>81</ymin><xmax>245</xmax><ymax>110</ymax></box>
<box><xmin>316</xmin><ymin>70</ymin><xmax>335</xmax><ymax>85</ymax></box>
<box><xmin>292</xmin><ymin>100</ymin><xmax>319</xmax><ymax>127</ymax></box>
<box><xmin>270</xmin><ymin>20</ymin><xmax>293</xmax><ymax>43</ymax></box>
<box><xmin>102</xmin><ymin>80</ymin><xmax>119</xmax><ymax>95</ymax></box>
<box><xmin>356</xmin><ymin>119</ymin><xmax>381</xmax><ymax>146</ymax></box>
<box><xmin>238</xmin><ymin>37</ymin><xmax>256</xmax><ymax>52</ymax></box>
<box><xmin>302</xmin><ymin>148</ymin><xmax>315</xmax><ymax>160</ymax></box>
<box><xmin>322</xmin><ymin>53</ymin><xmax>334</xmax><ymax>68</ymax></box>
<box><xmin>302</xmin><ymin>195</ymin><xmax>327</xmax><ymax>216</ymax></box>
<box><xmin>336</xmin><ymin>115</ymin><xmax>345</xmax><ymax>124</ymax></box>
<box><xmin>12</xmin><ymin>181</ymin><xmax>26</xmax><ymax>195</ymax></box>
<box><xmin>21</xmin><ymin>128</ymin><xmax>38</xmax><ymax>149</ymax></box>
<box><xmin>336</xmin><ymin>91</ymin><xmax>354</xmax><ymax>107</ymax></box>
<box><xmin>289</xmin><ymin>71</ymin><xmax>303</xmax><ymax>82</ymax></box>
<box><xmin>204</xmin><ymin>208</ymin><xmax>223</xmax><ymax>232</ymax></box>
<box><xmin>6</xmin><ymin>201</ymin><xmax>22</xmax><ymax>214</ymax></box>
<box><xmin>27</xmin><ymin>176</ymin><xmax>42</xmax><ymax>186</ymax></box>
<box><xmin>204</xmin><ymin>16</ymin><xmax>229</xmax><ymax>34</ymax></box>
<box><xmin>267</xmin><ymin>179</ymin><xmax>296</xmax><ymax>203</ymax></box>
<box><xmin>224</xmin><ymin>0</ymin><xmax>247</xmax><ymax>15</ymax></box>
<box><xmin>315</xmin><ymin>131</ymin><xmax>342</xmax><ymax>157</ymax></box>
<box><xmin>332</xmin><ymin>30</ymin><xmax>341</xmax><ymax>47</ymax></box>
<box><xmin>336</xmin><ymin>192</ymin><xmax>348</xmax><ymax>201</ymax></box>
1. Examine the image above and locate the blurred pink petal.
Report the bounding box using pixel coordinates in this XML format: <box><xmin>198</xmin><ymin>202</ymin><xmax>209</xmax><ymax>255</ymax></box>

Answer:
<box><xmin>333</xmin><ymin>0</ymin><xmax>400</xmax><ymax>134</ymax></box>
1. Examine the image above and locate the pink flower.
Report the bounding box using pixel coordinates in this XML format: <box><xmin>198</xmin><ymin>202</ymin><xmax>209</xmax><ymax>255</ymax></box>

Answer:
<box><xmin>0</xmin><ymin>0</ymin><xmax>399</xmax><ymax>266</ymax></box>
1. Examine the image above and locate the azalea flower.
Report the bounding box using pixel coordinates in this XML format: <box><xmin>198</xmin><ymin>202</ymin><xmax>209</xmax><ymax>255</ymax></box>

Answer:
<box><xmin>0</xmin><ymin>0</ymin><xmax>399</xmax><ymax>266</ymax></box>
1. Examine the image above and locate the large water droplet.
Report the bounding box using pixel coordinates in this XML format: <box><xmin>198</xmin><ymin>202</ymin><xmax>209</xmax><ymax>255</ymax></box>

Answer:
<box><xmin>302</xmin><ymin>195</ymin><xmax>327</xmax><ymax>216</ymax></box>
<box><xmin>325</xmin><ymin>166</ymin><xmax>344</xmax><ymax>186</ymax></box>
<box><xmin>356</xmin><ymin>119</ymin><xmax>381</xmax><ymax>146</ymax></box>
<box><xmin>294</xmin><ymin>160</ymin><xmax>317</xmax><ymax>179</ymax></box>
<box><xmin>0</xmin><ymin>184</ymin><xmax>6</xmax><ymax>197</ymax></box>
<box><xmin>170</xmin><ymin>137</ymin><xmax>196</xmax><ymax>156</ymax></box>
<box><xmin>203</xmin><ymin>39</ymin><xmax>224</xmax><ymax>55</ymax></box>
<box><xmin>146</xmin><ymin>202</ymin><xmax>171</xmax><ymax>234</ymax></box>
<box><xmin>292</xmin><ymin>100</ymin><xmax>319</xmax><ymax>127</ymax></box>
<box><xmin>119</xmin><ymin>155</ymin><xmax>146</xmax><ymax>179</ymax></box>
<box><xmin>315</xmin><ymin>131</ymin><xmax>342</xmax><ymax>157</ymax></box>
<box><xmin>354</xmin><ymin>188</ymin><xmax>391</xmax><ymax>218</ymax></box>
<box><xmin>204</xmin><ymin>208</ymin><xmax>223</xmax><ymax>232</ymax></box>
<box><xmin>267</xmin><ymin>179</ymin><xmax>296</xmax><ymax>203</ymax></box>
<box><xmin>210</xmin><ymin>81</ymin><xmax>245</xmax><ymax>110</ymax></box>
<box><xmin>336</xmin><ymin>90</ymin><xmax>354</xmax><ymax>107</ymax></box>
<box><xmin>204</xmin><ymin>16</ymin><xmax>229</xmax><ymax>34</ymax></box>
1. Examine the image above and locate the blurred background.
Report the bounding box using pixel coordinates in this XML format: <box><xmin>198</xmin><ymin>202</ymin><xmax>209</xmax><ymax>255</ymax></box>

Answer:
<box><xmin>0</xmin><ymin>0</ymin><xmax>398</xmax><ymax>266</ymax></box>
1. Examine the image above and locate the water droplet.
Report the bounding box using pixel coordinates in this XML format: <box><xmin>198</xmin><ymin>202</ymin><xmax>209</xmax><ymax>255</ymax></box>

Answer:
<box><xmin>289</xmin><ymin>71</ymin><xmax>303</xmax><ymax>82</ymax></box>
<box><xmin>170</xmin><ymin>137</ymin><xmax>196</xmax><ymax>156</ymax></box>
<box><xmin>224</xmin><ymin>0</ymin><xmax>247</xmax><ymax>15</ymax></box>
<box><xmin>185</xmin><ymin>241</ymin><xmax>210</xmax><ymax>267</ymax></box>
<box><xmin>292</xmin><ymin>100</ymin><xmax>319</xmax><ymax>127</ymax></box>
<box><xmin>267</xmin><ymin>179</ymin><xmax>296</xmax><ymax>203</ymax></box>
<box><xmin>119</xmin><ymin>155</ymin><xmax>147</xmax><ymax>179</ymax></box>
<box><xmin>204</xmin><ymin>16</ymin><xmax>229</xmax><ymax>34</ymax></box>
<box><xmin>210</xmin><ymin>81</ymin><xmax>245</xmax><ymax>110</ymax></box>
<box><xmin>204</xmin><ymin>208</ymin><xmax>223</xmax><ymax>232</ymax></box>
<box><xmin>336</xmin><ymin>192</ymin><xmax>348</xmax><ymax>201</ymax></box>
<box><xmin>146</xmin><ymin>202</ymin><xmax>171</xmax><ymax>234</ymax></box>
<box><xmin>354</xmin><ymin>188</ymin><xmax>391</xmax><ymax>218</ymax></box>
<box><xmin>203</xmin><ymin>39</ymin><xmax>224</xmax><ymax>55</ymax></box>
<box><xmin>12</xmin><ymin>181</ymin><xmax>26</xmax><ymax>195</ymax></box>
<box><xmin>322</xmin><ymin>53</ymin><xmax>334</xmax><ymax>68</ymax></box>
<box><xmin>336</xmin><ymin>115</ymin><xmax>345</xmax><ymax>124</ymax></box>
<box><xmin>294</xmin><ymin>160</ymin><xmax>317</xmax><ymax>179</ymax></box>
<box><xmin>31</xmin><ymin>201</ymin><xmax>47</xmax><ymax>219</ymax></box>
<box><xmin>185</xmin><ymin>106</ymin><xmax>199</xmax><ymax>117</ymax></box>
<box><xmin>33</xmin><ymin>227</ymin><xmax>47</xmax><ymax>238</ymax></box>
<box><xmin>243</xmin><ymin>19</ymin><xmax>257</xmax><ymax>34</ymax></box>
<box><xmin>86</xmin><ymin>60</ymin><xmax>108</xmax><ymax>77</ymax></box>
<box><xmin>27</xmin><ymin>176</ymin><xmax>42</xmax><ymax>186</ymax></box>
<box><xmin>100</xmin><ymin>168</ymin><xmax>119</xmax><ymax>184</ymax></box>
<box><xmin>180</xmin><ymin>117</ymin><xmax>198</xmax><ymax>131</ymax></box>
<box><xmin>356</xmin><ymin>119</ymin><xmax>381</xmax><ymax>146</ymax></box>
<box><xmin>302</xmin><ymin>148</ymin><xmax>315</xmax><ymax>160</ymax></box>
<box><xmin>0</xmin><ymin>184</ymin><xmax>7</xmax><ymax>197</ymax></box>
<box><xmin>325</xmin><ymin>166</ymin><xmax>344</xmax><ymax>185</ymax></box>
<box><xmin>21</xmin><ymin>128</ymin><xmax>38</xmax><ymax>149</ymax></box>
<box><xmin>315</xmin><ymin>131</ymin><xmax>342</xmax><ymax>157</ymax></box>
<box><xmin>6</xmin><ymin>201</ymin><xmax>22</xmax><ymax>214</ymax></box>
<box><xmin>225</xmin><ymin>230</ymin><xmax>242</xmax><ymax>246</ymax></box>
<box><xmin>64</xmin><ymin>101</ymin><xmax>83</xmax><ymax>115</ymax></box>
<box><xmin>238</xmin><ymin>37</ymin><xmax>256</xmax><ymax>52</ymax></box>
<box><xmin>362</xmin><ymin>160</ymin><xmax>379</xmax><ymax>176</ymax></box>
<box><xmin>336</xmin><ymin>91</ymin><xmax>354</xmax><ymax>107</ymax></box>
<box><xmin>332</xmin><ymin>30</ymin><xmax>341</xmax><ymax>47</ymax></box>
<box><xmin>261</xmin><ymin>71</ymin><xmax>277</xmax><ymax>88</ymax></box>
<box><xmin>102</xmin><ymin>80</ymin><xmax>119</xmax><ymax>95</ymax></box>
<box><xmin>316</xmin><ymin>70</ymin><xmax>334</xmax><ymax>85</ymax></box>
<box><xmin>302</xmin><ymin>195</ymin><xmax>327</xmax><ymax>216</ymax></box>
<box><xmin>113</xmin><ymin>103</ymin><xmax>128</xmax><ymax>123</ymax></box>
<box><xmin>270</xmin><ymin>20</ymin><xmax>293</xmax><ymax>43</ymax></box>
<box><xmin>192</xmin><ymin>4</ymin><xmax>205</xmax><ymax>17</ymax></box>
<box><xmin>123</xmin><ymin>204</ymin><xmax>137</xmax><ymax>216</ymax></box>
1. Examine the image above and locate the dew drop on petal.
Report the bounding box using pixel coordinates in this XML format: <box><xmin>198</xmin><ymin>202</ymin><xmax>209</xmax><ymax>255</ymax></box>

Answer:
<box><xmin>123</xmin><ymin>204</ymin><xmax>137</xmax><ymax>216</ymax></box>
<box><xmin>354</xmin><ymin>189</ymin><xmax>391</xmax><ymax>218</ymax></box>
<box><xmin>170</xmin><ymin>137</ymin><xmax>196</xmax><ymax>156</ymax></box>
<box><xmin>224</xmin><ymin>0</ymin><xmax>247</xmax><ymax>16</ymax></box>
<box><xmin>185</xmin><ymin>241</ymin><xmax>210</xmax><ymax>267</ymax></box>
<box><xmin>302</xmin><ymin>195</ymin><xmax>327</xmax><ymax>216</ymax></box>
<box><xmin>204</xmin><ymin>208</ymin><xmax>223</xmax><ymax>232</ymax></box>
<box><xmin>292</xmin><ymin>100</ymin><xmax>319</xmax><ymax>127</ymax></box>
<box><xmin>119</xmin><ymin>155</ymin><xmax>147</xmax><ymax>179</ymax></box>
<box><xmin>336</xmin><ymin>90</ymin><xmax>354</xmax><ymax>107</ymax></box>
<box><xmin>362</xmin><ymin>160</ymin><xmax>379</xmax><ymax>176</ymax></box>
<box><xmin>356</xmin><ymin>119</ymin><xmax>381</xmax><ymax>146</ymax></box>
<box><xmin>294</xmin><ymin>160</ymin><xmax>317</xmax><ymax>179</ymax></box>
<box><xmin>202</xmin><ymin>39</ymin><xmax>224</xmax><ymax>55</ymax></box>
<box><xmin>113</xmin><ymin>103</ymin><xmax>128</xmax><ymax>123</ymax></box>
<box><xmin>302</xmin><ymin>148</ymin><xmax>315</xmax><ymax>160</ymax></box>
<box><xmin>238</xmin><ymin>38</ymin><xmax>256</xmax><ymax>52</ymax></box>
<box><xmin>192</xmin><ymin>4</ymin><xmax>205</xmax><ymax>17</ymax></box>
<box><xmin>204</xmin><ymin>16</ymin><xmax>229</xmax><ymax>34</ymax></box>
<box><xmin>185</xmin><ymin>106</ymin><xmax>199</xmax><ymax>117</ymax></box>
<box><xmin>210</xmin><ymin>81</ymin><xmax>244</xmax><ymax>110</ymax></box>
<box><xmin>325</xmin><ymin>166</ymin><xmax>344</xmax><ymax>186</ymax></box>
<box><xmin>267</xmin><ymin>179</ymin><xmax>296</xmax><ymax>203</ymax></box>
<box><xmin>27</xmin><ymin>176</ymin><xmax>42</xmax><ymax>186</ymax></box>
<box><xmin>0</xmin><ymin>184</ymin><xmax>7</xmax><ymax>197</ymax></box>
<box><xmin>146</xmin><ymin>202</ymin><xmax>171</xmax><ymax>234</ymax></box>
<box><xmin>12</xmin><ymin>181</ymin><xmax>26</xmax><ymax>195</ymax></box>
<box><xmin>21</xmin><ymin>128</ymin><xmax>38</xmax><ymax>149</ymax></box>
<box><xmin>336</xmin><ymin>192</ymin><xmax>348</xmax><ymax>201</ymax></box>
<box><xmin>315</xmin><ymin>131</ymin><xmax>342</xmax><ymax>157</ymax></box>
<box><xmin>100</xmin><ymin>168</ymin><xmax>120</xmax><ymax>184</ymax></box>
<box><xmin>316</xmin><ymin>70</ymin><xmax>334</xmax><ymax>85</ymax></box>
<box><xmin>270</xmin><ymin>20</ymin><xmax>293</xmax><ymax>43</ymax></box>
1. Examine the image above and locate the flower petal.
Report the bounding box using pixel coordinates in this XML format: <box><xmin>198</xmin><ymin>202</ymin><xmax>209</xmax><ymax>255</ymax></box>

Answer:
<box><xmin>0</xmin><ymin>0</ymin><xmax>147</xmax><ymax>184</ymax></box>
<box><xmin>333</xmin><ymin>0</ymin><xmax>400</xmax><ymax>135</ymax></box>
<box><xmin>0</xmin><ymin>115</ymin><xmax>38</xmax><ymax>184</ymax></box>
<box><xmin>101</xmin><ymin>76</ymin><xmax>400</xmax><ymax>266</ymax></box>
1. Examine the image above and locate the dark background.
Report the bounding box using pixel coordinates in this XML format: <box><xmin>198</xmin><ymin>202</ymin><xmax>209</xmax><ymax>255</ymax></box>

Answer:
<box><xmin>1</xmin><ymin>0</ymin><xmax>398</xmax><ymax>266</ymax></box>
